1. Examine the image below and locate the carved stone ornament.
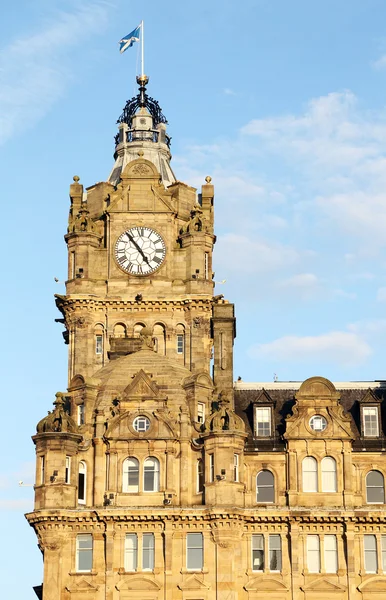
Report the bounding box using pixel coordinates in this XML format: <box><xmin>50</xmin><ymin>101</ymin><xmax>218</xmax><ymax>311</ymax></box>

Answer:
<box><xmin>139</xmin><ymin>326</ymin><xmax>155</xmax><ymax>350</ymax></box>
<box><xmin>36</xmin><ymin>392</ymin><xmax>78</xmax><ymax>434</ymax></box>
<box><xmin>205</xmin><ymin>391</ymin><xmax>245</xmax><ymax>433</ymax></box>
<box><xmin>132</xmin><ymin>163</ymin><xmax>151</xmax><ymax>176</ymax></box>
<box><xmin>69</xmin><ymin>203</ymin><xmax>96</xmax><ymax>234</ymax></box>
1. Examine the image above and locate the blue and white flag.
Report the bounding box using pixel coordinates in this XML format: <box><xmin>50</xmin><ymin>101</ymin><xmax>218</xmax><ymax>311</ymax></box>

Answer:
<box><xmin>119</xmin><ymin>25</ymin><xmax>141</xmax><ymax>53</ymax></box>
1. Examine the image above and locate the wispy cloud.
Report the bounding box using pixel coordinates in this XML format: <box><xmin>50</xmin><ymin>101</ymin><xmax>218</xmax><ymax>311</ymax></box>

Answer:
<box><xmin>0</xmin><ymin>1</ymin><xmax>111</xmax><ymax>144</ymax></box>
<box><xmin>249</xmin><ymin>330</ymin><xmax>372</xmax><ymax>368</ymax></box>
<box><xmin>223</xmin><ymin>87</ymin><xmax>236</xmax><ymax>96</ymax></box>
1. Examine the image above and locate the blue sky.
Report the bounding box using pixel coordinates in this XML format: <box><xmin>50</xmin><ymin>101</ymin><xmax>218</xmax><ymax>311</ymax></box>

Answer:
<box><xmin>2</xmin><ymin>0</ymin><xmax>386</xmax><ymax>596</ymax></box>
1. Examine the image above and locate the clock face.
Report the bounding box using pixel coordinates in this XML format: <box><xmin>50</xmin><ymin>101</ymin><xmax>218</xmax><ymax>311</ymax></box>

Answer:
<box><xmin>115</xmin><ymin>227</ymin><xmax>166</xmax><ymax>276</ymax></box>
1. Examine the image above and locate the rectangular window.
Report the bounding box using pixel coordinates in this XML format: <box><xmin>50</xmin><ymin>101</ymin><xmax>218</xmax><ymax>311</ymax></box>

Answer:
<box><xmin>209</xmin><ymin>454</ymin><xmax>214</xmax><ymax>483</ymax></box>
<box><xmin>204</xmin><ymin>252</ymin><xmax>209</xmax><ymax>279</ymax></box>
<box><xmin>125</xmin><ymin>534</ymin><xmax>138</xmax><ymax>571</ymax></box>
<box><xmin>177</xmin><ymin>334</ymin><xmax>184</xmax><ymax>355</ymax></box>
<box><xmin>364</xmin><ymin>535</ymin><xmax>378</xmax><ymax>573</ymax></box>
<box><xmin>255</xmin><ymin>407</ymin><xmax>271</xmax><ymax>437</ymax></box>
<box><xmin>324</xmin><ymin>535</ymin><xmax>338</xmax><ymax>573</ymax></box>
<box><xmin>307</xmin><ymin>535</ymin><xmax>321</xmax><ymax>573</ymax></box>
<box><xmin>269</xmin><ymin>535</ymin><xmax>282</xmax><ymax>571</ymax></box>
<box><xmin>142</xmin><ymin>533</ymin><xmax>155</xmax><ymax>570</ymax></box>
<box><xmin>363</xmin><ymin>407</ymin><xmax>379</xmax><ymax>437</ymax></box>
<box><xmin>40</xmin><ymin>456</ymin><xmax>45</xmax><ymax>485</ymax></box>
<box><xmin>197</xmin><ymin>402</ymin><xmax>205</xmax><ymax>424</ymax></box>
<box><xmin>78</xmin><ymin>463</ymin><xmax>86</xmax><ymax>504</ymax></box>
<box><xmin>233</xmin><ymin>454</ymin><xmax>239</xmax><ymax>482</ymax></box>
<box><xmin>77</xmin><ymin>404</ymin><xmax>85</xmax><ymax>426</ymax></box>
<box><xmin>65</xmin><ymin>456</ymin><xmax>71</xmax><ymax>484</ymax></box>
<box><xmin>186</xmin><ymin>533</ymin><xmax>203</xmax><ymax>570</ymax></box>
<box><xmin>382</xmin><ymin>536</ymin><xmax>386</xmax><ymax>571</ymax></box>
<box><xmin>95</xmin><ymin>335</ymin><xmax>103</xmax><ymax>355</ymax></box>
<box><xmin>70</xmin><ymin>251</ymin><xmax>76</xmax><ymax>279</ymax></box>
<box><xmin>252</xmin><ymin>534</ymin><xmax>264</xmax><ymax>571</ymax></box>
<box><xmin>76</xmin><ymin>534</ymin><xmax>93</xmax><ymax>572</ymax></box>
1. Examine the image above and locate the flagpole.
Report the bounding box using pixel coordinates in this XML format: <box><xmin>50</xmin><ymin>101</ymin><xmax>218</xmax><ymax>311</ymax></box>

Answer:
<box><xmin>141</xmin><ymin>20</ymin><xmax>144</xmax><ymax>76</ymax></box>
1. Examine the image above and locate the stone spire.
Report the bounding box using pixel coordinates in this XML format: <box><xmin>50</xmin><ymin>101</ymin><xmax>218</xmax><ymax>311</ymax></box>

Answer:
<box><xmin>108</xmin><ymin>75</ymin><xmax>176</xmax><ymax>188</ymax></box>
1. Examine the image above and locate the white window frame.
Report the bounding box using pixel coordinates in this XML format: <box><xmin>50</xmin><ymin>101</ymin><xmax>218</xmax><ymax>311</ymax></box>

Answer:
<box><xmin>40</xmin><ymin>456</ymin><xmax>45</xmax><ymax>485</ymax></box>
<box><xmin>363</xmin><ymin>406</ymin><xmax>379</xmax><ymax>437</ymax></box>
<box><xmin>76</xmin><ymin>534</ymin><xmax>93</xmax><ymax>572</ymax></box>
<box><xmin>143</xmin><ymin>457</ymin><xmax>160</xmax><ymax>492</ymax></box>
<box><xmin>366</xmin><ymin>470</ymin><xmax>385</xmax><ymax>504</ymax></box>
<box><xmin>324</xmin><ymin>535</ymin><xmax>338</xmax><ymax>573</ymax></box>
<box><xmin>123</xmin><ymin>457</ymin><xmax>140</xmax><ymax>493</ymax></box>
<box><xmin>364</xmin><ymin>534</ymin><xmax>378</xmax><ymax>573</ymax></box>
<box><xmin>233</xmin><ymin>454</ymin><xmax>239</xmax><ymax>483</ymax></box>
<box><xmin>65</xmin><ymin>456</ymin><xmax>71</xmax><ymax>484</ymax></box>
<box><xmin>95</xmin><ymin>334</ymin><xmax>103</xmax><ymax>355</ymax></box>
<box><xmin>302</xmin><ymin>456</ymin><xmax>318</xmax><ymax>492</ymax></box>
<box><xmin>124</xmin><ymin>533</ymin><xmax>138</xmax><ymax>571</ymax></box>
<box><xmin>197</xmin><ymin>402</ymin><xmax>205</xmax><ymax>424</ymax></box>
<box><xmin>268</xmin><ymin>534</ymin><xmax>282</xmax><ymax>572</ymax></box>
<box><xmin>307</xmin><ymin>535</ymin><xmax>321</xmax><ymax>573</ymax></box>
<box><xmin>209</xmin><ymin>454</ymin><xmax>214</xmax><ymax>483</ymax></box>
<box><xmin>186</xmin><ymin>533</ymin><xmax>203</xmax><ymax>571</ymax></box>
<box><xmin>78</xmin><ymin>461</ymin><xmax>86</xmax><ymax>504</ymax></box>
<box><xmin>142</xmin><ymin>533</ymin><xmax>155</xmax><ymax>571</ymax></box>
<box><xmin>252</xmin><ymin>534</ymin><xmax>264</xmax><ymax>572</ymax></box>
<box><xmin>255</xmin><ymin>406</ymin><xmax>272</xmax><ymax>437</ymax></box>
<box><xmin>321</xmin><ymin>456</ymin><xmax>337</xmax><ymax>492</ymax></box>
<box><xmin>256</xmin><ymin>470</ymin><xmax>275</xmax><ymax>503</ymax></box>
<box><xmin>77</xmin><ymin>403</ymin><xmax>85</xmax><ymax>426</ymax></box>
<box><xmin>204</xmin><ymin>252</ymin><xmax>209</xmax><ymax>279</ymax></box>
<box><xmin>177</xmin><ymin>333</ymin><xmax>184</xmax><ymax>355</ymax></box>
<box><xmin>382</xmin><ymin>535</ymin><xmax>386</xmax><ymax>571</ymax></box>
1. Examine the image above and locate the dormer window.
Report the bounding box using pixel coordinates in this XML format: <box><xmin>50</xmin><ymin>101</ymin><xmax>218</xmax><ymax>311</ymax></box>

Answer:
<box><xmin>255</xmin><ymin>406</ymin><xmax>272</xmax><ymax>437</ymax></box>
<box><xmin>362</xmin><ymin>406</ymin><xmax>380</xmax><ymax>437</ymax></box>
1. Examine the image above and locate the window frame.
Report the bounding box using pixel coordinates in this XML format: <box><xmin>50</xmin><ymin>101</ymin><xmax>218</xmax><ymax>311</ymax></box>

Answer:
<box><xmin>254</xmin><ymin>406</ymin><xmax>272</xmax><ymax>438</ymax></box>
<box><xmin>252</xmin><ymin>534</ymin><xmax>264</xmax><ymax>572</ymax></box>
<box><xmin>95</xmin><ymin>334</ymin><xmax>103</xmax><ymax>355</ymax></box>
<box><xmin>143</xmin><ymin>457</ymin><xmax>160</xmax><ymax>492</ymax></box>
<box><xmin>78</xmin><ymin>461</ymin><xmax>86</xmax><ymax>504</ymax></box>
<box><xmin>40</xmin><ymin>456</ymin><xmax>45</xmax><ymax>485</ymax></box>
<box><xmin>233</xmin><ymin>454</ymin><xmax>239</xmax><ymax>483</ymax></box>
<box><xmin>366</xmin><ymin>470</ymin><xmax>385</xmax><ymax>504</ymax></box>
<box><xmin>197</xmin><ymin>459</ymin><xmax>204</xmax><ymax>493</ymax></box>
<box><xmin>77</xmin><ymin>403</ymin><xmax>85</xmax><ymax>426</ymax></box>
<box><xmin>209</xmin><ymin>454</ymin><xmax>214</xmax><ymax>483</ymax></box>
<box><xmin>321</xmin><ymin>456</ymin><xmax>337</xmax><ymax>493</ymax></box>
<box><xmin>76</xmin><ymin>534</ymin><xmax>93</xmax><ymax>573</ymax></box>
<box><xmin>65</xmin><ymin>456</ymin><xmax>71</xmax><ymax>484</ymax></box>
<box><xmin>302</xmin><ymin>456</ymin><xmax>318</xmax><ymax>492</ymax></box>
<box><xmin>307</xmin><ymin>535</ymin><xmax>321</xmax><ymax>573</ymax></box>
<box><xmin>268</xmin><ymin>534</ymin><xmax>282</xmax><ymax>572</ymax></box>
<box><xmin>324</xmin><ymin>534</ymin><xmax>338</xmax><ymax>573</ymax></box>
<box><xmin>177</xmin><ymin>333</ymin><xmax>184</xmax><ymax>355</ymax></box>
<box><xmin>124</xmin><ymin>533</ymin><xmax>138</xmax><ymax>572</ymax></box>
<box><xmin>197</xmin><ymin>402</ymin><xmax>205</xmax><ymax>424</ymax></box>
<box><xmin>186</xmin><ymin>533</ymin><xmax>204</xmax><ymax>571</ymax></box>
<box><xmin>122</xmin><ymin>457</ymin><xmax>140</xmax><ymax>493</ymax></box>
<box><xmin>142</xmin><ymin>533</ymin><xmax>155</xmax><ymax>571</ymax></box>
<box><xmin>364</xmin><ymin>534</ymin><xmax>378</xmax><ymax>573</ymax></box>
<box><xmin>256</xmin><ymin>470</ymin><xmax>275</xmax><ymax>503</ymax></box>
<box><xmin>362</xmin><ymin>405</ymin><xmax>380</xmax><ymax>437</ymax></box>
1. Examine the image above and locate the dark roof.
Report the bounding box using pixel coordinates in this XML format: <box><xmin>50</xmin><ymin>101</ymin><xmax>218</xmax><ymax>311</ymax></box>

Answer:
<box><xmin>234</xmin><ymin>387</ymin><xmax>386</xmax><ymax>451</ymax></box>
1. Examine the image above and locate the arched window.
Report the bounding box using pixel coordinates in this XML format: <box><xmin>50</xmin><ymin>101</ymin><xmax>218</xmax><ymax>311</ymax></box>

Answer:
<box><xmin>176</xmin><ymin>324</ymin><xmax>185</xmax><ymax>357</ymax></box>
<box><xmin>113</xmin><ymin>322</ymin><xmax>127</xmax><ymax>338</ymax></box>
<box><xmin>123</xmin><ymin>458</ymin><xmax>139</xmax><ymax>493</ymax></box>
<box><xmin>153</xmin><ymin>323</ymin><xmax>166</xmax><ymax>355</ymax></box>
<box><xmin>133</xmin><ymin>323</ymin><xmax>145</xmax><ymax>338</ymax></box>
<box><xmin>78</xmin><ymin>461</ymin><xmax>86</xmax><ymax>504</ymax></box>
<box><xmin>366</xmin><ymin>470</ymin><xmax>385</xmax><ymax>503</ymax></box>
<box><xmin>321</xmin><ymin>457</ymin><xmax>337</xmax><ymax>492</ymax></box>
<box><xmin>197</xmin><ymin>459</ymin><xmax>204</xmax><ymax>493</ymax></box>
<box><xmin>94</xmin><ymin>323</ymin><xmax>104</xmax><ymax>355</ymax></box>
<box><xmin>303</xmin><ymin>457</ymin><xmax>318</xmax><ymax>492</ymax></box>
<box><xmin>256</xmin><ymin>470</ymin><xmax>274</xmax><ymax>503</ymax></box>
<box><xmin>143</xmin><ymin>457</ymin><xmax>160</xmax><ymax>492</ymax></box>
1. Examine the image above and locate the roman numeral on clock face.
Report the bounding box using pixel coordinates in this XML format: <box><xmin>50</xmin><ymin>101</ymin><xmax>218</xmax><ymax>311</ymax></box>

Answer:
<box><xmin>115</xmin><ymin>227</ymin><xmax>166</xmax><ymax>275</ymax></box>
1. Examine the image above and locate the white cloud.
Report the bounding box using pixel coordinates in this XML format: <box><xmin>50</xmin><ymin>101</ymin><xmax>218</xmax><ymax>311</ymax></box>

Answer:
<box><xmin>215</xmin><ymin>232</ymin><xmax>300</xmax><ymax>274</ymax></box>
<box><xmin>0</xmin><ymin>1</ymin><xmax>111</xmax><ymax>144</ymax></box>
<box><xmin>249</xmin><ymin>330</ymin><xmax>372</xmax><ymax>367</ymax></box>
<box><xmin>223</xmin><ymin>88</ymin><xmax>236</xmax><ymax>96</ymax></box>
<box><xmin>372</xmin><ymin>54</ymin><xmax>386</xmax><ymax>70</ymax></box>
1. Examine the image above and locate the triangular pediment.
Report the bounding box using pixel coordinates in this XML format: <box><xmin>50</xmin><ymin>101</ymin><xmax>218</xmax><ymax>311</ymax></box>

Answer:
<box><xmin>116</xmin><ymin>575</ymin><xmax>161</xmax><ymax>591</ymax></box>
<box><xmin>244</xmin><ymin>576</ymin><xmax>288</xmax><ymax>592</ymax></box>
<box><xmin>358</xmin><ymin>576</ymin><xmax>386</xmax><ymax>592</ymax></box>
<box><xmin>254</xmin><ymin>388</ymin><xmax>274</xmax><ymax>405</ymax></box>
<box><xmin>361</xmin><ymin>388</ymin><xmax>381</xmax><ymax>404</ymax></box>
<box><xmin>66</xmin><ymin>578</ymin><xmax>99</xmax><ymax>592</ymax></box>
<box><xmin>301</xmin><ymin>578</ymin><xmax>346</xmax><ymax>592</ymax></box>
<box><xmin>123</xmin><ymin>370</ymin><xmax>160</xmax><ymax>399</ymax></box>
<box><xmin>178</xmin><ymin>574</ymin><xmax>211</xmax><ymax>590</ymax></box>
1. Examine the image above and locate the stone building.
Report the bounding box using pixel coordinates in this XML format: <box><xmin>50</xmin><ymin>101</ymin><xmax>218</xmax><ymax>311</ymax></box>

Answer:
<box><xmin>27</xmin><ymin>75</ymin><xmax>386</xmax><ymax>600</ymax></box>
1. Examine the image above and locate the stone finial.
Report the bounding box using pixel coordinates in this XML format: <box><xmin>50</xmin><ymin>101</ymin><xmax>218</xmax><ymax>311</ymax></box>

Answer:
<box><xmin>73</xmin><ymin>175</ymin><xmax>80</xmax><ymax>183</ymax></box>
<box><xmin>137</xmin><ymin>150</ymin><xmax>144</xmax><ymax>158</ymax></box>
<box><xmin>205</xmin><ymin>176</ymin><xmax>212</xmax><ymax>183</ymax></box>
<box><xmin>204</xmin><ymin>390</ymin><xmax>245</xmax><ymax>433</ymax></box>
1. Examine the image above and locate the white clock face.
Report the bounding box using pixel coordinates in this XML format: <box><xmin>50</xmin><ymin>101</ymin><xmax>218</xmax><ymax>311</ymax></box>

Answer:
<box><xmin>115</xmin><ymin>227</ymin><xmax>166</xmax><ymax>276</ymax></box>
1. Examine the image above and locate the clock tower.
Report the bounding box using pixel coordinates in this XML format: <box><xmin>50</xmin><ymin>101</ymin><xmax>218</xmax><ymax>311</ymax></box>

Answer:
<box><xmin>27</xmin><ymin>75</ymin><xmax>241</xmax><ymax>600</ymax></box>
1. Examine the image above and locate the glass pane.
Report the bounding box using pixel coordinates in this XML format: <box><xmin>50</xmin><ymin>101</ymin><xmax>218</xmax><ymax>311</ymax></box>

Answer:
<box><xmin>188</xmin><ymin>533</ymin><xmax>203</xmax><ymax>548</ymax></box>
<box><xmin>252</xmin><ymin>549</ymin><xmax>264</xmax><ymax>570</ymax></box>
<box><xmin>367</xmin><ymin>471</ymin><xmax>384</xmax><ymax>503</ymax></box>
<box><xmin>382</xmin><ymin>536</ymin><xmax>386</xmax><ymax>571</ymax></box>
<box><xmin>257</xmin><ymin>470</ymin><xmax>274</xmax><ymax>486</ymax></box>
<box><xmin>144</xmin><ymin>470</ymin><xmax>155</xmax><ymax>491</ymax></box>
<box><xmin>252</xmin><ymin>535</ymin><xmax>264</xmax><ymax>550</ymax></box>
<box><xmin>78</xmin><ymin>473</ymin><xmax>85</xmax><ymax>501</ymax></box>
<box><xmin>125</xmin><ymin>534</ymin><xmax>137</xmax><ymax>571</ymax></box>
<box><xmin>269</xmin><ymin>535</ymin><xmax>281</xmax><ymax>571</ymax></box>
<box><xmin>142</xmin><ymin>534</ymin><xmax>154</xmax><ymax>570</ymax></box>
<box><xmin>78</xmin><ymin>549</ymin><xmax>92</xmax><ymax>571</ymax></box>
<box><xmin>324</xmin><ymin>535</ymin><xmax>338</xmax><ymax>573</ymax></box>
<box><xmin>307</xmin><ymin>536</ymin><xmax>320</xmax><ymax>573</ymax></box>
<box><xmin>187</xmin><ymin>547</ymin><xmax>203</xmax><ymax>570</ymax></box>
<box><xmin>78</xmin><ymin>535</ymin><xmax>92</xmax><ymax>549</ymax></box>
<box><xmin>364</xmin><ymin>534</ymin><xmax>378</xmax><ymax>572</ymax></box>
<box><xmin>303</xmin><ymin>457</ymin><xmax>318</xmax><ymax>492</ymax></box>
<box><xmin>367</xmin><ymin>470</ymin><xmax>384</xmax><ymax>487</ymax></box>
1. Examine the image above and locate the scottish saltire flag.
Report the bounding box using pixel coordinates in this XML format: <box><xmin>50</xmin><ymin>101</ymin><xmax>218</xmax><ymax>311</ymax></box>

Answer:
<box><xmin>119</xmin><ymin>25</ymin><xmax>141</xmax><ymax>53</ymax></box>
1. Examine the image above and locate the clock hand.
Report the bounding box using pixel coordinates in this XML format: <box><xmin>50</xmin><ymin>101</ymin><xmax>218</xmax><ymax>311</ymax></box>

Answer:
<box><xmin>126</xmin><ymin>233</ymin><xmax>150</xmax><ymax>264</ymax></box>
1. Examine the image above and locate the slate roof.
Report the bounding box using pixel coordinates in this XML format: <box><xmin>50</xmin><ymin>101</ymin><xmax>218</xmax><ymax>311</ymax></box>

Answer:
<box><xmin>234</xmin><ymin>384</ymin><xmax>386</xmax><ymax>452</ymax></box>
